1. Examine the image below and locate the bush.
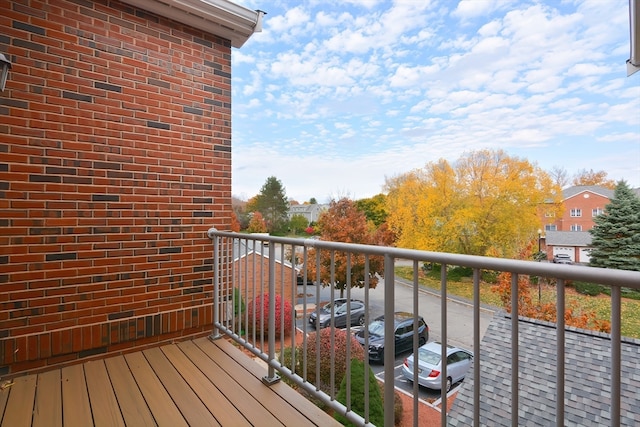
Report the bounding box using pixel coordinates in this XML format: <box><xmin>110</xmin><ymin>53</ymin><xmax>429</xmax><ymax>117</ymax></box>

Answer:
<box><xmin>447</xmin><ymin>266</ymin><xmax>473</xmax><ymax>281</ymax></box>
<box><xmin>299</xmin><ymin>328</ymin><xmax>365</xmax><ymax>395</ymax></box>
<box><xmin>248</xmin><ymin>294</ymin><xmax>293</xmax><ymax>338</ymax></box>
<box><xmin>334</xmin><ymin>359</ymin><xmax>384</xmax><ymax>427</ymax></box>
<box><xmin>233</xmin><ymin>287</ymin><xmax>245</xmax><ymax>316</ymax></box>
<box><xmin>573</xmin><ymin>281</ymin><xmax>603</xmax><ymax>296</ymax></box>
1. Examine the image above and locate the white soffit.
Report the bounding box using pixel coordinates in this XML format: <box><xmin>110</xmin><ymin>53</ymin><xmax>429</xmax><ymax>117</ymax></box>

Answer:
<box><xmin>120</xmin><ymin>0</ymin><xmax>264</xmax><ymax>48</ymax></box>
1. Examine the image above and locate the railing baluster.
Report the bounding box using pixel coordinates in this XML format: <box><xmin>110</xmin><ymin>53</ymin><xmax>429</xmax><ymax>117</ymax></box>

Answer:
<box><xmin>412</xmin><ymin>261</ymin><xmax>420</xmax><ymax>427</ymax></box>
<box><xmin>473</xmin><ymin>268</ymin><xmax>481</xmax><ymax>427</ymax></box>
<box><xmin>556</xmin><ymin>278</ymin><xmax>565</xmax><ymax>427</ymax></box>
<box><xmin>383</xmin><ymin>253</ymin><xmax>395</xmax><ymax>427</ymax></box>
<box><xmin>511</xmin><ymin>273</ymin><xmax>519</xmax><ymax>427</ymax></box>
<box><xmin>262</xmin><ymin>241</ymin><xmax>280</xmax><ymax>385</ymax></box>
<box><xmin>441</xmin><ymin>263</ymin><xmax>448</xmax><ymax>426</ymax></box>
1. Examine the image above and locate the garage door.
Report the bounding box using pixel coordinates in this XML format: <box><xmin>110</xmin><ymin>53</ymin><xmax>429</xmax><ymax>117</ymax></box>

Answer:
<box><xmin>579</xmin><ymin>247</ymin><xmax>592</xmax><ymax>263</ymax></box>
<box><xmin>553</xmin><ymin>247</ymin><xmax>574</xmax><ymax>261</ymax></box>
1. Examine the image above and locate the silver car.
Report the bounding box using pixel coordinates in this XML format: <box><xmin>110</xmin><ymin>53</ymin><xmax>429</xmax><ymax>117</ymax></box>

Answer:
<box><xmin>401</xmin><ymin>341</ymin><xmax>473</xmax><ymax>391</ymax></box>
<box><xmin>308</xmin><ymin>298</ymin><xmax>366</xmax><ymax>329</ymax></box>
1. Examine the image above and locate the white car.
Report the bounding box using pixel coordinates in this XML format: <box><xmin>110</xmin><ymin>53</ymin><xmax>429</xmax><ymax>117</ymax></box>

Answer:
<box><xmin>401</xmin><ymin>341</ymin><xmax>472</xmax><ymax>392</ymax></box>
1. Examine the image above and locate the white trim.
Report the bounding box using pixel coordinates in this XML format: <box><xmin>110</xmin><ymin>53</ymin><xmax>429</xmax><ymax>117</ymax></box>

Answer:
<box><xmin>120</xmin><ymin>0</ymin><xmax>264</xmax><ymax>48</ymax></box>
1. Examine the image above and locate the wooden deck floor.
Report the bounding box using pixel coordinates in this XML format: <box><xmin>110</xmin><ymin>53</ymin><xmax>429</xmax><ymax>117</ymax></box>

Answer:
<box><xmin>0</xmin><ymin>336</ymin><xmax>340</xmax><ymax>427</ymax></box>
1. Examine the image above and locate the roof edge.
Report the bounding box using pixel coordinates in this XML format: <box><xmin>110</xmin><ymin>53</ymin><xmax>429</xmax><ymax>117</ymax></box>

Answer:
<box><xmin>120</xmin><ymin>0</ymin><xmax>264</xmax><ymax>48</ymax></box>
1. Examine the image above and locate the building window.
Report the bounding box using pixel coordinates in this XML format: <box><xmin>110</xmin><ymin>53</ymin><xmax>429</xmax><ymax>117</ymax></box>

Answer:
<box><xmin>592</xmin><ymin>208</ymin><xmax>603</xmax><ymax>217</ymax></box>
<box><xmin>544</xmin><ymin>211</ymin><xmax>555</xmax><ymax>218</ymax></box>
<box><xmin>570</xmin><ymin>224</ymin><xmax>582</xmax><ymax>231</ymax></box>
<box><xmin>570</xmin><ymin>208</ymin><xmax>582</xmax><ymax>217</ymax></box>
<box><xmin>545</xmin><ymin>224</ymin><xmax>557</xmax><ymax>231</ymax></box>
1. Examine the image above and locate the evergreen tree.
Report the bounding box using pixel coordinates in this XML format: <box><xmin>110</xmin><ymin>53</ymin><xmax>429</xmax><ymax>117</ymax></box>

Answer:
<box><xmin>334</xmin><ymin>359</ymin><xmax>384</xmax><ymax>427</ymax></box>
<box><xmin>589</xmin><ymin>181</ymin><xmax>640</xmax><ymax>271</ymax></box>
<box><xmin>253</xmin><ymin>176</ymin><xmax>289</xmax><ymax>234</ymax></box>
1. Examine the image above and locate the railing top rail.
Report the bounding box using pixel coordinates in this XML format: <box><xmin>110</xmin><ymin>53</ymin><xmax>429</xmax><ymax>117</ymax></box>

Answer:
<box><xmin>207</xmin><ymin>228</ymin><xmax>640</xmax><ymax>289</ymax></box>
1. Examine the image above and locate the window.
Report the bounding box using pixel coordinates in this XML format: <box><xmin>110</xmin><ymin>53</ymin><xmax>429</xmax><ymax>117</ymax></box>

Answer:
<box><xmin>545</xmin><ymin>224</ymin><xmax>557</xmax><ymax>231</ymax></box>
<box><xmin>570</xmin><ymin>224</ymin><xmax>582</xmax><ymax>231</ymax></box>
<box><xmin>544</xmin><ymin>211</ymin><xmax>555</xmax><ymax>218</ymax></box>
<box><xmin>592</xmin><ymin>208</ymin><xmax>603</xmax><ymax>217</ymax></box>
<box><xmin>570</xmin><ymin>208</ymin><xmax>582</xmax><ymax>217</ymax></box>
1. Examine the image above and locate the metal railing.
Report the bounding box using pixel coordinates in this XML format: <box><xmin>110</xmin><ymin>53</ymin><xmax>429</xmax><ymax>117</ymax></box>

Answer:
<box><xmin>207</xmin><ymin>228</ymin><xmax>640</xmax><ymax>427</ymax></box>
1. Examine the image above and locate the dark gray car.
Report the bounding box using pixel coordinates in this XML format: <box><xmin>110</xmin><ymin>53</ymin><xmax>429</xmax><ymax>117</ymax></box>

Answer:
<box><xmin>355</xmin><ymin>312</ymin><xmax>429</xmax><ymax>363</ymax></box>
<box><xmin>308</xmin><ymin>298</ymin><xmax>366</xmax><ymax>329</ymax></box>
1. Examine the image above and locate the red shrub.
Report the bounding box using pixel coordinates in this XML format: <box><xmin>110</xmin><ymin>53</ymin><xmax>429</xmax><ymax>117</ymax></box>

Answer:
<box><xmin>248</xmin><ymin>294</ymin><xmax>293</xmax><ymax>337</ymax></box>
<box><xmin>299</xmin><ymin>328</ymin><xmax>365</xmax><ymax>393</ymax></box>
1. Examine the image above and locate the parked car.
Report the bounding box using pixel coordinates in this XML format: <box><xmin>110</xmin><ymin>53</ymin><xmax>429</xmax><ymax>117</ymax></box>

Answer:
<box><xmin>308</xmin><ymin>298</ymin><xmax>366</xmax><ymax>329</ymax></box>
<box><xmin>355</xmin><ymin>312</ymin><xmax>429</xmax><ymax>363</ymax></box>
<box><xmin>401</xmin><ymin>341</ymin><xmax>473</xmax><ymax>392</ymax></box>
<box><xmin>552</xmin><ymin>253</ymin><xmax>573</xmax><ymax>264</ymax></box>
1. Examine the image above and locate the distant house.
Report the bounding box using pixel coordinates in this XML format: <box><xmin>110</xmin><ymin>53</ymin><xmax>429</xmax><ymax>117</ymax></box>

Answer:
<box><xmin>231</xmin><ymin>239</ymin><xmax>298</xmax><ymax>304</ymax></box>
<box><xmin>540</xmin><ymin>186</ymin><xmax>614</xmax><ymax>263</ymax></box>
<box><xmin>288</xmin><ymin>204</ymin><xmax>328</xmax><ymax>223</ymax></box>
<box><xmin>450</xmin><ymin>314</ymin><xmax>640</xmax><ymax>426</ymax></box>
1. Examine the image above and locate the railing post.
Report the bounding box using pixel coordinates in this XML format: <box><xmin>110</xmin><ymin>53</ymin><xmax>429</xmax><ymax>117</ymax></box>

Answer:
<box><xmin>262</xmin><ymin>240</ymin><xmax>281</xmax><ymax>385</ymax></box>
<box><xmin>383</xmin><ymin>253</ymin><xmax>395</xmax><ymax>427</ymax></box>
<box><xmin>209</xmin><ymin>228</ymin><xmax>221</xmax><ymax>340</ymax></box>
<box><xmin>611</xmin><ymin>285</ymin><xmax>621</xmax><ymax>427</ymax></box>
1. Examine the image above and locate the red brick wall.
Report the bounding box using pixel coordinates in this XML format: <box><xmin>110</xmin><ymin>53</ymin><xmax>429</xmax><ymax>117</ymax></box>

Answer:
<box><xmin>0</xmin><ymin>0</ymin><xmax>233</xmax><ymax>375</ymax></box>
<box><xmin>554</xmin><ymin>191</ymin><xmax>610</xmax><ymax>231</ymax></box>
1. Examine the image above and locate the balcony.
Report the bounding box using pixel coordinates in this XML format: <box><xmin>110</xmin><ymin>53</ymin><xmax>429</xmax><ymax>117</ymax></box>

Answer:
<box><xmin>1</xmin><ymin>230</ymin><xmax>638</xmax><ymax>426</ymax></box>
<box><xmin>207</xmin><ymin>229</ymin><xmax>640</xmax><ymax>427</ymax></box>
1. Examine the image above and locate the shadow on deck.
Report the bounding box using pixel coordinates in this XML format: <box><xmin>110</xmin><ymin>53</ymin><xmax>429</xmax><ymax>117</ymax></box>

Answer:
<box><xmin>0</xmin><ymin>336</ymin><xmax>339</xmax><ymax>426</ymax></box>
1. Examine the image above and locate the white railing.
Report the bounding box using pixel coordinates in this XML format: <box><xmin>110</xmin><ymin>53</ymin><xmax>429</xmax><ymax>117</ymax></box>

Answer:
<box><xmin>207</xmin><ymin>228</ymin><xmax>640</xmax><ymax>427</ymax></box>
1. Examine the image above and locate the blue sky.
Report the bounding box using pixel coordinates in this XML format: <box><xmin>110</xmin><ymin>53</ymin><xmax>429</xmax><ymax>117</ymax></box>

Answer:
<box><xmin>231</xmin><ymin>0</ymin><xmax>640</xmax><ymax>203</ymax></box>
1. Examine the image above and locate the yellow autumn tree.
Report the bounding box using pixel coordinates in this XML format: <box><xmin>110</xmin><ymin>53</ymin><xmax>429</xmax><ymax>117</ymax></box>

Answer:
<box><xmin>385</xmin><ymin>149</ymin><xmax>562</xmax><ymax>258</ymax></box>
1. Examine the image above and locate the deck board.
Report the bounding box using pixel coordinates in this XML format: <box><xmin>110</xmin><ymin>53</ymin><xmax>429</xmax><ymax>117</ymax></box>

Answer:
<box><xmin>124</xmin><ymin>351</ymin><xmax>187</xmax><ymax>427</ymax></box>
<box><xmin>103</xmin><ymin>356</ymin><xmax>156</xmax><ymax>427</ymax></box>
<box><xmin>160</xmin><ymin>343</ymin><xmax>253</xmax><ymax>426</ymax></box>
<box><xmin>177</xmin><ymin>340</ymin><xmax>282</xmax><ymax>426</ymax></box>
<box><xmin>0</xmin><ymin>337</ymin><xmax>341</xmax><ymax>427</ymax></box>
<box><xmin>2</xmin><ymin>374</ymin><xmax>36</xmax><ymax>427</ymax></box>
<box><xmin>33</xmin><ymin>369</ymin><xmax>62</xmax><ymax>427</ymax></box>
<box><xmin>84</xmin><ymin>360</ymin><xmax>125</xmax><ymax>427</ymax></box>
<box><xmin>61</xmin><ymin>363</ymin><xmax>93</xmax><ymax>427</ymax></box>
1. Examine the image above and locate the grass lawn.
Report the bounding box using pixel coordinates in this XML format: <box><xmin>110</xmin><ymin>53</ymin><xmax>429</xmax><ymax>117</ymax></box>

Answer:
<box><xmin>395</xmin><ymin>266</ymin><xmax>640</xmax><ymax>340</ymax></box>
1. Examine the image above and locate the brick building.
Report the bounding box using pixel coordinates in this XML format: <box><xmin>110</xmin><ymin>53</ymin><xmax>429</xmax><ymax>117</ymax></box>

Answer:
<box><xmin>542</xmin><ymin>185</ymin><xmax>615</xmax><ymax>263</ymax></box>
<box><xmin>0</xmin><ymin>0</ymin><xmax>263</xmax><ymax>375</ymax></box>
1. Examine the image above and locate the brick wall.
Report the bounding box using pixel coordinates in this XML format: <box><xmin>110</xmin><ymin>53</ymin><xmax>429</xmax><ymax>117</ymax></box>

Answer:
<box><xmin>0</xmin><ymin>0</ymin><xmax>233</xmax><ymax>375</ymax></box>
<box><xmin>555</xmin><ymin>191</ymin><xmax>610</xmax><ymax>231</ymax></box>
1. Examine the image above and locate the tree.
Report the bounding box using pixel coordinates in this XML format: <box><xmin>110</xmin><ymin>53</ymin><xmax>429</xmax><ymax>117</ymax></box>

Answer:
<box><xmin>252</xmin><ymin>176</ymin><xmax>289</xmax><ymax>234</ymax></box>
<box><xmin>289</xmin><ymin>214</ymin><xmax>308</xmax><ymax>235</ymax></box>
<box><xmin>334</xmin><ymin>359</ymin><xmax>384</xmax><ymax>427</ymax></box>
<box><xmin>355</xmin><ymin>193</ymin><xmax>388</xmax><ymax>227</ymax></box>
<box><xmin>230</xmin><ymin>210</ymin><xmax>241</xmax><ymax>232</ymax></box>
<box><xmin>589</xmin><ymin>181</ymin><xmax>640</xmax><ymax>271</ymax></box>
<box><xmin>309</xmin><ymin>197</ymin><xmax>318</xmax><ymax>204</ymax></box>
<box><xmin>492</xmin><ymin>243</ymin><xmax>611</xmax><ymax>333</ymax></box>
<box><xmin>385</xmin><ymin>149</ymin><xmax>563</xmax><ymax>258</ymax></box>
<box><xmin>572</xmin><ymin>169</ymin><xmax>616</xmax><ymax>189</ymax></box>
<box><xmin>307</xmin><ymin>198</ymin><xmax>385</xmax><ymax>297</ymax></box>
<box><xmin>548</xmin><ymin>165</ymin><xmax>569</xmax><ymax>188</ymax></box>
<box><xmin>247</xmin><ymin>211</ymin><xmax>267</xmax><ymax>233</ymax></box>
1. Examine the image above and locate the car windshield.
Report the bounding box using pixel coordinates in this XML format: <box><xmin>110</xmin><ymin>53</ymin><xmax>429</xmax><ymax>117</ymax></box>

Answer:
<box><xmin>322</xmin><ymin>301</ymin><xmax>344</xmax><ymax>312</ymax></box>
<box><xmin>417</xmin><ymin>348</ymin><xmax>441</xmax><ymax>365</ymax></box>
<box><xmin>367</xmin><ymin>320</ymin><xmax>385</xmax><ymax>336</ymax></box>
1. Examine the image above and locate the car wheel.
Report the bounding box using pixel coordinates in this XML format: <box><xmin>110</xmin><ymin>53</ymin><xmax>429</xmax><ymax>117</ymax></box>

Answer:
<box><xmin>446</xmin><ymin>377</ymin><xmax>452</xmax><ymax>392</ymax></box>
<box><xmin>357</xmin><ymin>315</ymin><xmax>365</xmax><ymax>326</ymax></box>
<box><xmin>419</xmin><ymin>337</ymin><xmax>426</xmax><ymax>346</ymax></box>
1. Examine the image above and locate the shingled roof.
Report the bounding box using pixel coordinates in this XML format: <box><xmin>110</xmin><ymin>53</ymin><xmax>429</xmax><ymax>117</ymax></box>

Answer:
<box><xmin>449</xmin><ymin>314</ymin><xmax>640</xmax><ymax>426</ymax></box>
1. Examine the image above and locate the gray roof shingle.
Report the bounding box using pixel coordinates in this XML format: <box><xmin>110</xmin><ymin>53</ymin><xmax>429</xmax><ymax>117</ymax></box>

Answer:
<box><xmin>449</xmin><ymin>314</ymin><xmax>640</xmax><ymax>426</ymax></box>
